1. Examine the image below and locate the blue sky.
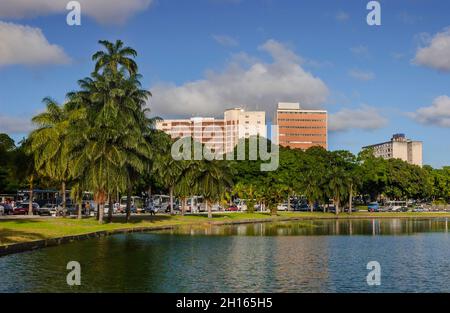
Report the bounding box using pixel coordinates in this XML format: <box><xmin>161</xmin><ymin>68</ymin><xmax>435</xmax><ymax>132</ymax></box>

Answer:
<box><xmin>0</xmin><ymin>0</ymin><xmax>449</xmax><ymax>167</ymax></box>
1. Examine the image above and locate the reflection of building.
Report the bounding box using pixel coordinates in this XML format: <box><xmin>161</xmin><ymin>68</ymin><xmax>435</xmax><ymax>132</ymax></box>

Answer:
<box><xmin>363</xmin><ymin>133</ymin><xmax>423</xmax><ymax>167</ymax></box>
<box><xmin>155</xmin><ymin>108</ymin><xmax>266</xmax><ymax>153</ymax></box>
<box><xmin>276</xmin><ymin>102</ymin><xmax>328</xmax><ymax>150</ymax></box>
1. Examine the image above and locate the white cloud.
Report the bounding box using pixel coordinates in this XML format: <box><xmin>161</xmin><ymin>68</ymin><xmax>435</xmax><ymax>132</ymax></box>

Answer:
<box><xmin>414</xmin><ymin>27</ymin><xmax>450</xmax><ymax>72</ymax></box>
<box><xmin>329</xmin><ymin>105</ymin><xmax>388</xmax><ymax>132</ymax></box>
<box><xmin>0</xmin><ymin>114</ymin><xmax>34</xmax><ymax>134</ymax></box>
<box><xmin>150</xmin><ymin>39</ymin><xmax>329</xmax><ymax>117</ymax></box>
<box><xmin>0</xmin><ymin>0</ymin><xmax>153</xmax><ymax>25</ymax></box>
<box><xmin>348</xmin><ymin>69</ymin><xmax>375</xmax><ymax>81</ymax></box>
<box><xmin>410</xmin><ymin>95</ymin><xmax>450</xmax><ymax>127</ymax></box>
<box><xmin>0</xmin><ymin>21</ymin><xmax>70</xmax><ymax>67</ymax></box>
<box><xmin>212</xmin><ymin>34</ymin><xmax>238</xmax><ymax>47</ymax></box>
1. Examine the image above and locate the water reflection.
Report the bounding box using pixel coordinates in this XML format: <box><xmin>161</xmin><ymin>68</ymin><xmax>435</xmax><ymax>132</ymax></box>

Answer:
<box><xmin>1</xmin><ymin>218</ymin><xmax>450</xmax><ymax>293</ymax></box>
<box><xmin>156</xmin><ymin>218</ymin><xmax>450</xmax><ymax>236</ymax></box>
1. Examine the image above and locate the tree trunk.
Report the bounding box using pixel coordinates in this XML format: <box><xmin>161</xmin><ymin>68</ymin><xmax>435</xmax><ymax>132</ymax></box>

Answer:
<box><xmin>335</xmin><ymin>196</ymin><xmax>340</xmax><ymax>215</ymax></box>
<box><xmin>77</xmin><ymin>199</ymin><xmax>82</xmax><ymax>219</ymax></box>
<box><xmin>348</xmin><ymin>183</ymin><xmax>353</xmax><ymax>214</ymax></box>
<box><xmin>207</xmin><ymin>200</ymin><xmax>212</xmax><ymax>218</ymax></box>
<box><xmin>309</xmin><ymin>200</ymin><xmax>314</xmax><ymax>213</ymax></box>
<box><xmin>181</xmin><ymin>198</ymin><xmax>186</xmax><ymax>216</ymax></box>
<box><xmin>28</xmin><ymin>176</ymin><xmax>33</xmax><ymax>215</ymax></box>
<box><xmin>108</xmin><ymin>195</ymin><xmax>113</xmax><ymax>223</ymax></box>
<box><xmin>98</xmin><ymin>203</ymin><xmax>104</xmax><ymax>224</ymax></box>
<box><xmin>287</xmin><ymin>193</ymin><xmax>291</xmax><ymax>212</ymax></box>
<box><xmin>62</xmin><ymin>181</ymin><xmax>66</xmax><ymax>210</ymax></box>
<box><xmin>126</xmin><ymin>181</ymin><xmax>132</xmax><ymax>223</ymax></box>
<box><xmin>169</xmin><ymin>186</ymin><xmax>174</xmax><ymax>215</ymax></box>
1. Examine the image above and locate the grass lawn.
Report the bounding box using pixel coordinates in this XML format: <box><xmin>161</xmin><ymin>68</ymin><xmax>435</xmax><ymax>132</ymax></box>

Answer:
<box><xmin>2</xmin><ymin>211</ymin><xmax>450</xmax><ymax>246</ymax></box>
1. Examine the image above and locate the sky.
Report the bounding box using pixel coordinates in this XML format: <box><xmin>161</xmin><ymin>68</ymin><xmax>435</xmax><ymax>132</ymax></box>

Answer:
<box><xmin>0</xmin><ymin>0</ymin><xmax>449</xmax><ymax>167</ymax></box>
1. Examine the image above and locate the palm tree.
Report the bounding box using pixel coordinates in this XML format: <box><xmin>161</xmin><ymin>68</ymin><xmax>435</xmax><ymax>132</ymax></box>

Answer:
<box><xmin>327</xmin><ymin>166</ymin><xmax>348</xmax><ymax>215</ymax></box>
<box><xmin>29</xmin><ymin>98</ymin><xmax>85</xmax><ymax>212</ymax></box>
<box><xmin>194</xmin><ymin>160</ymin><xmax>234</xmax><ymax>218</ymax></box>
<box><xmin>174</xmin><ymin>162</ymin><xmax>196</xmax><ymax>216</ymax></box>
<box><xmin>68</xmin><ymin>64</ymin><xmax>151</xmax><ymax>223</ymax></box>
<box><xmin>93</xmin><ymin>40</ymin><xmax>138</xmax><ymax>76</ymax></box>
<box><xmin>15</xmin><ymin>139</ymin><xmax>36</xmax><ymax>215</ymax></box>
<box><xmin>152</xmin><ymin>140</ymin><xmax>184</xmax><ymax>215</ymax></box>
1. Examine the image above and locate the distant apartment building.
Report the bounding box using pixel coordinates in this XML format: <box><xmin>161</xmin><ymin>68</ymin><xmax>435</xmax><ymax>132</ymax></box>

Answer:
<box><xmin>224</xmin><ymin>108</ymin><xmax>266</xmax><ymax>153</ymax></box>
<box><xmin>276</xmin><ymin>102</ymin><xmax>328</xmax><ymax>150</ymax></box>
<box><xmin>363</xmin><ymin>134</ymin><xmax>423</xmax><ymax>167</ymax></box>
<box><xmin>155</xmin><ymin>108</ymin><xmax>266</xmax><ymax>153</ymax></box>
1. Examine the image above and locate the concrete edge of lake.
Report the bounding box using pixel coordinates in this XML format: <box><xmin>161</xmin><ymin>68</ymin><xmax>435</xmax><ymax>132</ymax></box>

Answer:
<box><xmin>2</xmin><ymin>214</ymin><xmax>450</xmax><ymax>257</ymax></box>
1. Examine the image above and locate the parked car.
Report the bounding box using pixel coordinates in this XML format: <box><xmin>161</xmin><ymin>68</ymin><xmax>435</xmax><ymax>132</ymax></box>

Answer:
<box><xmin>13</xmin><ymin>202</ymin><xmax>40</xmax><ymax>215</ymax></box>
<box><xmin>399</xmin><ymin>206</ymin><xmax>409</xmax><ymax>212</ymax></box>
<box><xmin>143</xmin><ymin>205</ymin><xmax>159</xmax><ymax>215</ymax></box>
<box><xmin>368</xmin><ymin>202</ymin><xmax>380</xmax><ymax>212</ymax></box>
<box><xmin>36</xmin><ymin>206</ymin><xmax>52</xmax><ymax>216</ymax></box>
<box><xmin>412</xmin><ymin>207</ymin><xmax>425</xmax><ymax>212</ymax></box>
<box><xmin>294</xmin><ymin>203</ymin><xmax>310</xmax><ymax>212</ymax></box>
<box><xmin>277</xmin><ymin>203</ymin><xmax>288</xmax><ymax>211</ymax></box>
<box><xmin>0</xmin><ymin>203</ymin><xmax>13</xmax><ymax>215</ymax></box>
<box><xmin>226</xmin><ymin>205</ymin><xmax>239</xmax><ymax>212</ymax></box>
<box><xmin>165</xmin><ymin>204</ymin><xmax>180</xmax><ymax>213</ymax></box>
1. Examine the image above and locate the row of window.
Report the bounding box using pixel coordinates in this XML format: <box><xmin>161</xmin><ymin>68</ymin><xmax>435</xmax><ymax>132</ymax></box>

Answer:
<box><xmin>279</xmin><ymin>125</ymin><xmax>326</xmax><ymax>129</ymax></box>
<box><xmin>278</xmin><ymin>111</ymin><xmax>326</xmax><ymax>115</ymax></box>
<box><xmin>278</xmin><ymin>119</ymin><xmax>327</xmax><ymax>122</ymax></box>
<box><xmin>281</xmin><ymin>133</ymin><xmax>326</xmax><ymax>137</ymax></box>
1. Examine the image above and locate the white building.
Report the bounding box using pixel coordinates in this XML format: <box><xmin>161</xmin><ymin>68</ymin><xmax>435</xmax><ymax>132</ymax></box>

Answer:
<box><xmin>224</xmin><ymin>108</ymin><xmax>266</xmax><ymax>153</ymax></box>
<box><xmin>156</xmin><ymin>108</ymin><xmax>266</xmax><ymax>153</ymax></box>
<box><xmin>363</xmin><ymin>134</ymin><xmax>423</xmax><ymax>167</ymax></box>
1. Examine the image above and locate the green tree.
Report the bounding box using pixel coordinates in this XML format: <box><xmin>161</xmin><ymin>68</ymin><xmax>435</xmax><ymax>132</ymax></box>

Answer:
<box><xmin>194</xmin><ymin>160</ymin><xmax>234</xmax><ymax>218</ymax></box>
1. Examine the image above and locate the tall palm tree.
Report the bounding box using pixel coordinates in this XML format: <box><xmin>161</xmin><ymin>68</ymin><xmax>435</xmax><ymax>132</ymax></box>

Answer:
<box><xmin>93</xmin><ymin>40</ymin><xmax>138</xmax><ymax>76</ymax></box>
<box><xmin>152</xmin><ymin>146</ymin><xmax>184</xmax><ymax>215</ymax></box>
<box><xmin>29</xmin><ymin>98</ymin><xmax>85</xmax><ymax>212</ymax></box>
<box><xmin>68</xmin><ymin>63</ymin><xmax>151</xmax><ymax>223</ymax></box>
<box><xmin>194</xmin><ymin>160</ymin><xmax>234</xmax><ymax>218</ymax></box>
<box><xmin>327</xmin><ymin>166</ymin><xmax>348</xmax><ymax>215</ymax></box>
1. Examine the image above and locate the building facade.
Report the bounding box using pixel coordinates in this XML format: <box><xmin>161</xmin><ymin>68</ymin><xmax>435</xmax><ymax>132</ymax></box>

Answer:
<box><xmin>224</xmin><ymin>108</ymin><xmax>266</xmax><ymax>153</ymax></box>
<box><xmin>155</xmin><ymin>108</ymin><xmax>266</xmax><ymax>153</ymax></box>
<box><xmin>276</xmin><ymin>102</ymin><xmax>328</xmax><ymax>150</ymax></box>
<box><xmin>363</xmin><ymin>134</ymin><xmax>423</xmax><ymax>166</ymax></box>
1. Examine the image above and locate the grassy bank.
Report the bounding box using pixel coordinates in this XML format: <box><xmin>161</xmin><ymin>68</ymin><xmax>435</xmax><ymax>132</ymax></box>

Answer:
<box><xmin>2</xmin><ymin>212</ymin><xmax>450</xmax><ymax>246</ymax></box>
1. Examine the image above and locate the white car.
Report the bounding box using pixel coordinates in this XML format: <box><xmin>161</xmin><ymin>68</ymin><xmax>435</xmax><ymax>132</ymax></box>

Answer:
<box><xmin>277</xmin><ymin>203</ymin><xmax>288</xmax><ymax>211</ymax></box>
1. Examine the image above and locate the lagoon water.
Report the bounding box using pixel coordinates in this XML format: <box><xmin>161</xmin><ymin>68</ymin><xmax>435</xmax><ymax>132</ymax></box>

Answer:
<box><xmin>1</xmin><ymin>218</ymin><xmax>450</xmax><ymax>292</ymax></box>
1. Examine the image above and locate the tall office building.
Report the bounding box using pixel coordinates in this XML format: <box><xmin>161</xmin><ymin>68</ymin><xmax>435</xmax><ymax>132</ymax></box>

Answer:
<box><xmin>156</xmin><ymin>117</ymin><xmax>225</xmax><ymax>153</ymax></box>
<box><xmin>224</xmin><ymin>108</ymin><xmax>266</xmax><ymax>153</ymax></box>
<box><xmin>363</xmin><ymin>134</ymin><xmax>423</xmax><ymax>167</ymax></box>
<box><xmin>276</xmin><ymin>102</ymin><xmax>328</xmax><ymax>150</ymax></box>
<box><xmin>156</xmin><ymin>108</ymin><xmax>266</xmax><ymax>153</ymax></box>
